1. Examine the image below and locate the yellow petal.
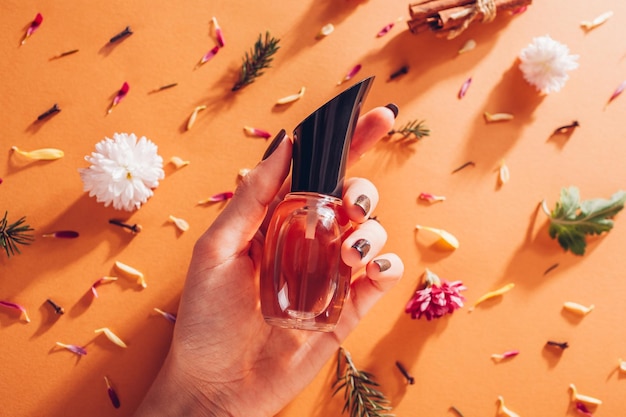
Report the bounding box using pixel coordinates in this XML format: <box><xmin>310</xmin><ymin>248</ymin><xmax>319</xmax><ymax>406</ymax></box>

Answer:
<box><xmin>114</xmin><ymin>260</ymin><xmax>147</xmax><ymax>288</ymax></box>
<box><xmin>458</xmin><ymin>39</ymin><xmax>476</xmax><ymax>54</ymax></box>
<box><xmin>415</xmin><ymin>225</ymin><xmax>459</xmax><ymax>250</ymax></box>
<box><xmin>170</xmin><ymin>156</ymin><xmax>190</xmax><ymax>169</ymax></box>
<box><xmin>581</xmin><ymin>11</ymin><xmax>613</xmax><ymax>30</ymax></box>
<box><xmin>499</xmin><ymin>159</ymin><xmax>510</xmax><ymax>185</ymax></box>
<box><xmin>12</xmin><ymin>146</ymin><xmax>64</xmax><ymax>160</ymax></box>
<box><xmin>497</xmin><ymin>396</ymin><xmax>520</xmax><ymax>417</ymax></box>
<box><xmin>186</xmin><ymin>105</ymin><xmax>207</xmax><ymax>131</ymax></box>
<box><xmin>276</xmin><ymin>86</ymin><xmax>306</xmax><ymax>105</ymax></box>
<box><xmin>569</xmin><ymin>383</ymin><xmax>602</xmax><ymax>406</ymax></box>
<box><xmin>563</xmin><ymin>301</ymin><xmax>594</xmax><ymax>316</ymax></box>
<box><xmin>484</xmin><ymin>112</ymin><xmax>514</xmax><ymax>122</ymax></box>
<box><xmin>469</xmin><ymin>283</ymin><xmax>515</xmax><ymax>312</ymax></box>
<box><xmin>168</xmin><ymin>215</ymin><xmax>190</xmax><ymax>232</ymax></box>
<box><xmin>94</xmin><ymin>327</ymin><xmax>128</xmax><ymax>348</ymax></box>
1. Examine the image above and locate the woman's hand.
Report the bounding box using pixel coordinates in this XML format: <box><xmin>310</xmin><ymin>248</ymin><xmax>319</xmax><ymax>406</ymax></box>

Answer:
<box><xmin>134</xmin><ymin>105</ymin><xmax>404</xmax><ymax>417</ymax></box>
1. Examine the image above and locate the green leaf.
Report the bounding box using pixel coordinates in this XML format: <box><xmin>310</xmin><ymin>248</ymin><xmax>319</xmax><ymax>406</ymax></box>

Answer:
<box><xmin>544</xmin><ymin>187</ymin><xmax>626</xmax><ymax>255</ymax></box>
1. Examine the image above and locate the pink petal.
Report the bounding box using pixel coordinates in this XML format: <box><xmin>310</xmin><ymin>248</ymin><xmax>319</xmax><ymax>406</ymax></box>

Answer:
<box><xmin>56</xmin><ymin>342</ymin><xmax>87</xmax><ymax>356</ymax></box>
<box><xmin>199</xmin><ymin>45</ymin><xmax>220</xmax><ymax>65</ymax></box>
<box><xmin>209</xmin><ymin>191</ymin><xmax>234</xmax><ymax>202</ymax></box>
<box><xmin>104</xmin><ymin>377</ymin><xmax>121</xmax><ymax>409</ymax></box>
<box><xmin>458</xmin><ymin>77</ymin><xmax>472</xmax><ymax>99</ymax></box>
<box><xmin>0</xmin><ymin>300</ymin><xmax>30</xmax><ymax>322</ymax></box>
<box><xmin>575</xmin><ymin>402</ymin><xmax>593</xmax><ymax>416</ymax></box>
<box><xmin>212</xmin><ymin>17</ymin><xmax>225</xmax><ymax>47</ymax></box>
<box><xmin>42</xmin><ymin>230</ymin><xmax>79</xmax><ymax>238</ymax></box>
<box><xmin>376</xmin><ymin>23</ymin><xmax>394</xmax><ymax>37</ymax></box>
<box><xmin>337</xmin><ymin>64</ymin><xmax>362</xmax><ymax>85</ymax></box>
<box><xmin>243</xmin><ymin>126</ymin><xmax>271</xmax><ymax>139</ymax></box>
<box><xmin>607</xmin><ymin>80</ymin><xmax>626</xmax><ymax>105</ymax></box>
<box><xmin>510</xmin><ymin>6</ymin><xmax>528</xmax><ymax>15</ymax></box>
<box><xmin>27</xmin><ymin>13</ymin><xmax>43</xmax><ymax>35</ymax></box>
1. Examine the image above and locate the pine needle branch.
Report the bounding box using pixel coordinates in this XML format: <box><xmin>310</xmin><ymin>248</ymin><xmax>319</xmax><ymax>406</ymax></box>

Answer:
<box><xmin>232</xmin><ymin>31</ymin><xmax>280</xmax><ymax>92</ymax></box>
<box><xmin>332</xmin><ymin>347</ymin><xmax>394</xmax><ymax>417</ymax></box>
<box><xmin>0</xmin><ymin>211</ymin><xmax>35</xmax><ymax>258</ymax></box>
<box><xmin>388</xmin><ymin>119</ymin><xmax>430</xmax><ymax>140</ymax></box>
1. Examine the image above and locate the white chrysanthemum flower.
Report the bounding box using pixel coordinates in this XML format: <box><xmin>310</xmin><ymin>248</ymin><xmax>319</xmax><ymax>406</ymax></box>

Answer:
<box><xmin>518</xmin><ymin>35</ymin><xmax>579</xmax><ymax>94</ymax></box>
<box><xmin>79</xmin><ymin>133</ymin><xmax>164</xmax><ymax>211</ymax></box>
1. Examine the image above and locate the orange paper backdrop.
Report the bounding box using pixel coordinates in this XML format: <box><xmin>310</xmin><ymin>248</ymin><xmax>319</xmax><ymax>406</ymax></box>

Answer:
<box><xmin>1</xmin><ymin>1</ymin><xmax>625</xmax><ymax>416</ymax></box>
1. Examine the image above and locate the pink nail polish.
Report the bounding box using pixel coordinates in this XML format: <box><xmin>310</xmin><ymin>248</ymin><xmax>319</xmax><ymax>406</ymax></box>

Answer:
<box><xmin>260</xmin><ymin>77</ymin><xmax>374</xmax><ymax>332</ymax></box>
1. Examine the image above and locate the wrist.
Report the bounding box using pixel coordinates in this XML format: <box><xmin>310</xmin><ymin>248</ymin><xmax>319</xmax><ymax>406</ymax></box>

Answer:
<box><xmin>134</xmin><ymin>353</ymin><xmax>230</xmax><ymax>417</ymax></box>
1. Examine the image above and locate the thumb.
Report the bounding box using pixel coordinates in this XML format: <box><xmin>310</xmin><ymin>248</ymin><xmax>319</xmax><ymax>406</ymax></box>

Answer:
<box><xmin>196</xmin><ymin>130</ymin><xmax>291</xmax><ymax>262</ymax></box>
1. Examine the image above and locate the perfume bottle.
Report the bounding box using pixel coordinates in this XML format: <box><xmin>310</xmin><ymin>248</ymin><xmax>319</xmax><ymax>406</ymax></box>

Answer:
<box><xmin>260</xmin><ymin>77</ymin><xmax>374</xmax><ymax>331</ymax></box>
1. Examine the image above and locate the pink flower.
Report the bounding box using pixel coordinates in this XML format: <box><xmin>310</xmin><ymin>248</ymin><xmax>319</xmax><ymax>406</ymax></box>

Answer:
<box><xmin>405</xmin><ymin>269</ymin><xmax>466</xmax><ymax>320</ymax></box>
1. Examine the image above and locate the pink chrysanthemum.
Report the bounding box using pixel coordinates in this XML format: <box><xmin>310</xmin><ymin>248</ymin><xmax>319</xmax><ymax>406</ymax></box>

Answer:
<box><xmin>405</xmin><ymin>269</ymin><xmax>466</xmax><ymax>320</ymax></box>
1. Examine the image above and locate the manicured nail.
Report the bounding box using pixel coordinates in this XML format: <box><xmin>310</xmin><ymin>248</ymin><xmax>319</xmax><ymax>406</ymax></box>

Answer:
<box><xmin>352</xmin><ymin>239</ymin><xmax>371</xmax><ymax>259</ymax></box>
<box><xmin>354</xmin><ymin>194</ymin><xmax>371</xmax><ymax>216</ymax></box>
<box><xmin>384</xmin><ymin>103</ymin><xmax>399</xmax><ymax>119</ymax></box>
<box><xmin>373</xmin><ymin>258</ymin><xmax>391</xmax><ymax>272</ymax></box>
<box><xmin>262</xmin><ymin>129</ymin><xmax>286</xmax><ymax>161</ymax></box>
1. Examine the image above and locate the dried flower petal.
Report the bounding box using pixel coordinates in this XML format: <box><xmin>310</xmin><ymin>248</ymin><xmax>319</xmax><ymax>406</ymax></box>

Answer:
<box><xmin>243</xmin><ymin>126</ymin><xmax>272</xmax><ymax>139</ymax></box>
<box><xmin>569</xmin><ymin>384</ymin><xmax>602</xmax><ymax>406</ymax></box>
<box><xmin>563</xmin><ymin>301</ymin><xmax>594</xmax><ymax>316</ymax></box>
<box><xmin>376</xmin><ymin>20</ymin><xmax>398</xmax><ymax>37</ymax></box>
<box><xmin>107</xmin><ymin>82</ymin><xmax>130</xmax><ymax>115</ymax></box>
<box><xmin>458</xmin><ymin>77</ymin><xmax>472</xmax><ymax>99</ymax></box>
<box><xmin>186</xmin><ymin>105</ymin><xmax>207</xmax><ymax>130</ymax></box>
<box><xmin>337</xmin><ymin>64</ymin><xmax>362</xmax><ymax>85</ymax></box>
<box><xmin>497</xmin><ymin>396</ymin><xmax>520</xmax><ymax>417</ymax></box>
<box><xmin>168</xmin><ymin>215</ymin><xmax>189</xmax><ymax>232</ymax></box>
<box><xmin>56</xmin><ymin>342</ymin><xmax>87</xmax><ymax>356</ymax></box>
<box><xmin>415</xmin><ymin>225</ymin><xmax>459</xmax><ymax>250</ymax></box>
<box><xmin>91</xmin><ymin>276</ymin><xmax>118</xmax><ymax>298</ymax></box>
<box><xmin>418</xmin><ymin>192</ymin><xmax>446</xmax><ymax>203</ymax></box>
<box><xmin>618</xmin><ymin>359</ymin><xmax>626</xmax><ymax>373</ymax></box>
<box><xmin>484</xmin><ymin>112</ymin><xmax>514</xmax><ymax>122</ymax></box>
<box><xmin>197</xmin><ymin>45</ymin><xmax>220</xmax><ymax>68</ymax></box>
<box><xmin>491</xmin><ymin>350</ymin><xmax>520</xmax><ymax>361</ymax></box>
<box><xmin>211</xmin><ymin>16</ymin><xmax>225</xmax><ymax>47</ymax></box>
<box><xmin>95</xmin><ymin>327</ymin><xmax>128</xmax><ymax>348</ymax></box>
<box><xmin>169</xmin><ymin>156</ymin><xmax>190</xmax><ymax>169</ymax></box>
<box><xmin>154</xmin><ymin>307</ymin><xmax>177</xmax><ymax>323</ymax></box>
<box><xmin>21</xmin><ymin>13</ymin><xmax>43</xmax><ymax>45</ymax></box>
<box><xmin>0</xmin><ymin>300</ymin><xmax>31</xmax><ymax>323</ymax></box>
<box><xmin>316</xmin><ymin>23</ymin><xmax>334</xmax><ymax>39</ymax></box>
<box><xmin>276</xmin><ymin>86</ymin><xmax>306</xmax><ymax>105</ymax></box>
<box><xmin>11</xmin><ymin>146</ymin><xmax>64</xmax><ymax>160</ymax></box>
<box><xmin>198</xmin><ymin>191</ymin><xmax>234</xmax><ymax>204</ymax></box>
<box><xmin>580</xmin><ymin>11</ymin><xmax>613</xmax><ymax>30</ymax></box>
<box><xmin>499</xmin><ymin>159</ymin><xmax>510</xmax><ymax>185</ymax></box>
<box><xmin>606</xmin><ymin>80</ymin><xmax>626</xmax><ymax>108</ymax></box>
<box><xmin>469</xmin><ymin>283</ymin><xmax>515</xmax><ymax>312</ymax></box>
<box><xmin>458</xmin><ymin>39</ymin><xmax>476</xmax><ymax>54</ymax></box>
<box><xmin>576</xmin><ymin>402</ymin><xmax>593</xmax><ymax>417</ymax></box>
<box><xmin>114</xmin><ymin>260</ymin><xmax>147</xmax><ymax>288</ymax></box>
<box><xmin>42</xmin><ymin>230</ymin><xmax>79</xmax><ymax>238</ymax></box>
<box><xmin>104</xmin><ymin>376</ymin><xmax>121</xmax><ymax>409</ymax></box>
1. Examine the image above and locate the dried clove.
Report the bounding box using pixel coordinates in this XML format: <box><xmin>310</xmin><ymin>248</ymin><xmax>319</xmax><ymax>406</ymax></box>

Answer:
<box><xmin>109</xmin><ymin>26</ymin><xmax>133</xmax><ymax>43</ymax></box>
<box><xmin>36</xmin><ymin>104</ymin><xmax>61</xmax><ymax>121</ymax></box>
<box><xmin>46</xmin><ymin>298</ymin><xmax>65</xmax><ymax>315</ymax></box>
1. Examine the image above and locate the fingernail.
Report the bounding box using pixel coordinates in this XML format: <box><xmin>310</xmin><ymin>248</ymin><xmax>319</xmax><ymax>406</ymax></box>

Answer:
<box><xmin>384</xmin><ymin>103</ymin><xmax>399</xmax><ymax>119</ymax></box>
<box><xmin>373</xmin><ymin>258</ymin><xmax>391</xmax><ymax>272</ymax></box>
<box><xmin>262</xmin><ymin>129</ymin><xmax>286</xmax><ymax>161</ymax></box>
<box><xmin>354</xmin><ymin>194</ymin><xmax>371</xmax><ymax>216</ymax></box>
<box><xmin>352</xmin><ymin>239</ymin><xmax>371</xmax><ymax>259</ymax></box>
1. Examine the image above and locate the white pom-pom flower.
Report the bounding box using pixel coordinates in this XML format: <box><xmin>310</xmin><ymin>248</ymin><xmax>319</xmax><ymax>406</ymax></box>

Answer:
<box><xmin>518</xmin><ymin>35</ymin><xmax>579</xmax><ymax>94</ymax></box>
<box><xmin>79</xmin><ymin>133</ymin><xmax>164</xmax><ymax>211</ymax></box>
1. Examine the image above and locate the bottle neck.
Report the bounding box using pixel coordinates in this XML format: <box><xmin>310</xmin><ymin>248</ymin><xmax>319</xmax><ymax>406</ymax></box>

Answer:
<box><xmin>284</xmin><ymin>192</ymin><xmax>343</xmax><ymax>206</ymax></box>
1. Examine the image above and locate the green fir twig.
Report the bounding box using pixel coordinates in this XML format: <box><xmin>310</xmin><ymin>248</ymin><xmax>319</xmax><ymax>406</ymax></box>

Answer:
<box><xmin>388</xmin><ymin>119</ymin><xmax>430</xmax><ymax>140</ymax></box>
<box><xmin>332</xmin><ymin>347</ymin><xmax>394</xmax><ymax>417</ymax></box>
<box><xmin>1</xmin><ymin>211</ymin><xmax>35</xmax><ymax>258</ymax></box>
<box><xmin>232</xmin><ymin>31</ymin><xmax>280</xmax><ymax>92</ymax></box>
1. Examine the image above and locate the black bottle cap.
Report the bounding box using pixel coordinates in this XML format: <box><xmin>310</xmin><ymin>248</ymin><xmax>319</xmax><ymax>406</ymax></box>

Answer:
<box><xmin>291</xmin><ymin>76</ymin><xmax>374</xmax><ymax>198</ymax></box>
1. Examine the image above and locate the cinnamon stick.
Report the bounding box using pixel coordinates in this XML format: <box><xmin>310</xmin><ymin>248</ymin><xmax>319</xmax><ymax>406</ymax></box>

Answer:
<box><xmin>408</xmin><ymin>0</ymin><xmax>532</xmax><ymax>38</ymax></box>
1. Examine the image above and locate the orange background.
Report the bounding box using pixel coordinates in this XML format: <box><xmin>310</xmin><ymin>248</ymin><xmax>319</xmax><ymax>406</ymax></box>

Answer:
<box><xmin>1</xmin><ymin>1</ymin><xmax>626</xmax><ymax>416</ymax></box>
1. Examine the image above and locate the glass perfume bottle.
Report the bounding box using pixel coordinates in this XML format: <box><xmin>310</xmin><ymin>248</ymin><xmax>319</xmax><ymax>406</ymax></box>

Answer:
<box><xmin>260</xmin><ymin>77</ymin><xmax>374</xmax><ymax>331</ymax></box>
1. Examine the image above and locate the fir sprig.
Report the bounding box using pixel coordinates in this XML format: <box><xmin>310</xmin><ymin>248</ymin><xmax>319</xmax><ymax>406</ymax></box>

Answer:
<box><xmin>388</xmin><ymin>119</ymin><xmax>430</xmax><ymax>140</ymax></box>
<box><xmin>332</xmin><ymin>348</ymin><xmax>394</xmax><ymax>417</ymax></box>
<box><xmin>1</xmin><ymin>211</ymin><xmax>35</xmax><ymax>258</ymax></box>
<box><xmin>232</xmin><ymin>31</ymin><xmax>280</xmax><ymax>92</ymax></box>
